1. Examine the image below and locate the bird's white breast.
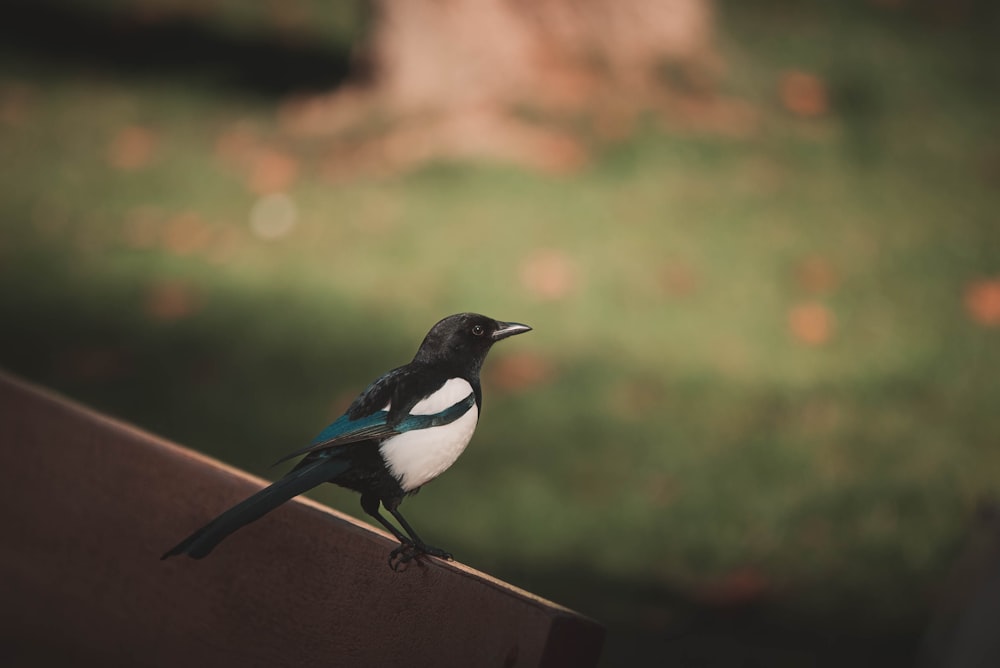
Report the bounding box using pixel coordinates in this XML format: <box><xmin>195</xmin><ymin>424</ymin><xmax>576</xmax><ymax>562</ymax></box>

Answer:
<box><xmin>379</xmin><ymin>378</ymin><xmax>478</xmax><ymax>492</ymax></box>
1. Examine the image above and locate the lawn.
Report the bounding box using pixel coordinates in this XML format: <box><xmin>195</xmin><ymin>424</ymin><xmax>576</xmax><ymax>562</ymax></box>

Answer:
<box><xmin>2</xmin><ymin>1</ymin><xmax>999</xmax><ymax>665</ymax></box>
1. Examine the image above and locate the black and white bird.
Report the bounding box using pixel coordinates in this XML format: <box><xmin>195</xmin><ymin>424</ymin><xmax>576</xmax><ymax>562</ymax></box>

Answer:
<box><xmin>162</xmin><ymin>313</ymin><xmax>531</xmax><ymax>568</ymax></box>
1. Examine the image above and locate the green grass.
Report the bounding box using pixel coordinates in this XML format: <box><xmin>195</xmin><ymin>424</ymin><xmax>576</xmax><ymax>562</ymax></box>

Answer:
<box><xmin>2</xmin><ymin>1</ymin><xmax>999</xmax><ymax>665</ymax></box>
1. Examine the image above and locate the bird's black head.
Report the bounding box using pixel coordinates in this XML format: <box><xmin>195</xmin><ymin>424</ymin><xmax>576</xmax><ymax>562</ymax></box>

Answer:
<box><xmin>413</xmin><ymin>313</ymin><xmax>531</xmax><ymax>372</ymax></box>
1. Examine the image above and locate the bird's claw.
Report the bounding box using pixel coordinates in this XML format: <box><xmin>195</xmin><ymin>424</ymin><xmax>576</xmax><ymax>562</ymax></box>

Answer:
<box><xmin>420</xmin><ymin>545</ymin><xmax>453</xmax><ymax>561</ymax></box>
<box><xmin>388</xmin><ymin>542</ymin><xmax>453</xmax><ymax>571</ymax></box>
<box><xmin>388</xmin><ymin>544</ymin><xmax>415</xmax><ymax>571</ymax></box>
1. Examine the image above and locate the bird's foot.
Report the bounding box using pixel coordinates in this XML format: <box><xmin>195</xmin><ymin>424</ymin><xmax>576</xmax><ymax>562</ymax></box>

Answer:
<box><xmin>387</xmin><ymin>538</ymin><xmax>414</xmax><ymax>570</ymax></box>
<box><xmin>388</xmin><ymin>542</ymin><xmax>453</xmax><ymax>572</ymax></box>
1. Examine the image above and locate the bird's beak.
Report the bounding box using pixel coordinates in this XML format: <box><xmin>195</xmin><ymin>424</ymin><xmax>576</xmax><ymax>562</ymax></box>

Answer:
<box><xmin>492</xmin><ymin>321</ymin><xmax>532</xmax><ymax>341</ymax></box>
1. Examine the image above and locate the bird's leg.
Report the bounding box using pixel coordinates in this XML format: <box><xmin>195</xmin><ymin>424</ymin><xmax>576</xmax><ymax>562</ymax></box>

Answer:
<box><xmin>387</xmin><ymin>505</ymin><xmax>452</xmax><ymax>562</ymax></box>
<box><xmin>361</xmin><ymin>494</ymin><xmax>424</xmax><ymax>570</ymax></box>
<box><xmin>360</xmin><ymin>493</ymin><xmax>412</xmax><ymax>547</ymax></box>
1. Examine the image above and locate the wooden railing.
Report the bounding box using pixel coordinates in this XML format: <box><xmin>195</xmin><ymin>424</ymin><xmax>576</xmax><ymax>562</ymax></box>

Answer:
<box><xmin>0</xmin><ymin>372</ymin><xmax>604</xmax><ymax>667</ymax></box>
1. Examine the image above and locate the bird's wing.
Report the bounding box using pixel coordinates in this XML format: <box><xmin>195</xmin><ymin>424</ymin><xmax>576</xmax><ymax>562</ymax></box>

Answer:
<box><xmin>273</xmin><ymin>364</ymin><xmax>418</xmax><ymax>466</ymax></box>
<box><xmin>272</xmin><ymin>389</ymin><xmax>475</xmax><ymax>465</ymax></box>
<box><xmin>271</xmin><ymin>410</ymin><xmax>393</xmax><ymax>466</ymax></box>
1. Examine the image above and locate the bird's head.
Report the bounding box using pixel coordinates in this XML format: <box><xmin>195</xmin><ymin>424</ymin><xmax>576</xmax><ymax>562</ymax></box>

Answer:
<box><xmin>413</xmin><ymin>313</ymin><xmax>531</xmax><ymax>370</ymax></box>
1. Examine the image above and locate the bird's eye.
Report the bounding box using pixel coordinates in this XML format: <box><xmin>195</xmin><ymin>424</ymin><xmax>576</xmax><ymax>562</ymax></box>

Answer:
<box><xmin>471</xmin><ymin>324</ymin><xmax>485</xmax><ymax>336</ymax></box>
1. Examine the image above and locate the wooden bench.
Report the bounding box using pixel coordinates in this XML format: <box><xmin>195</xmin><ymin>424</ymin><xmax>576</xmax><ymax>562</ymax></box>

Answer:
<box><xmin>0</xmin><ymin>372</ymin><xmax>604</xmax><ymax>667</ymax></box>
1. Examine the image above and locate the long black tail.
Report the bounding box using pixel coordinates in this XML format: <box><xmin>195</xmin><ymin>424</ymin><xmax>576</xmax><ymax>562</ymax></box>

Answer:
<box><xmin>161</xmin><ymin>456</ymin><xmax>349</xmax><ymax>560</ymax></box>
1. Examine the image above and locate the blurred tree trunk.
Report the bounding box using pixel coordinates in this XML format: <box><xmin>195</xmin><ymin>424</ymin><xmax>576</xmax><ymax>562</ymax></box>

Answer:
<box><xmin>283</xmin><ymin>0</ymin><xmax>725</xmax><ymax>175</ymax></box>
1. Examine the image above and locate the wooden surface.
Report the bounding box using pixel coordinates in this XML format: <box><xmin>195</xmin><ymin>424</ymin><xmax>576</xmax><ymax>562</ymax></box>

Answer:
<box><xmin>0</xmin><ymin>371</ymin><xmax>604</xmax><ymax>667</ymax></box>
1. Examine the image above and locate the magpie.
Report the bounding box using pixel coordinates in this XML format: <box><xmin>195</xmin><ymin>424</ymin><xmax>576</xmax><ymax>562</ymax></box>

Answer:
<box><xmin>162</xmin><ymin>313</ymin><xmax>531</xmax><ymax>569</ymax></box>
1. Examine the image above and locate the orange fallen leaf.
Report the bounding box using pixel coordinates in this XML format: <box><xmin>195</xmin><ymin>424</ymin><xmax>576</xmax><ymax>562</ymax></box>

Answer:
<box><xmin>0</xmin><ymin>82</ymin><xmax>33</xmax><ymax>126</ymax></box>
<box><xmin>525</xmin><ymin>131</ymin><xmax>589</xmax><ymax>175</ymax></box>
<box><xmin>696</xmin><ymin>567</ymin><xmax>771</xmax><ymax>608</ymax></box>
<box><xmin>794</xmin><ymin>255</ymin><xmax>839</xmax><ymax>294</ymax></box>
<box><xmin>145</xmin><ymin>281</ymin><xmax>200</xmax><ymax>321</ymax></box>
<box><xmin>162</xmin><ymin>212</ymin><xmax>212</xmax><ymax>256</ymax></box>
<box><xmin>779</xmin><ymin>70</ymin><xmax>828</xmax><ymax>118</ymax></box>
<box><xmin>519</xmin><ymin>249</ymin><xmax>579</xmax><ymax>301</ymax></box>
<box><xmin>592</xmin><ymin>104</ymin><xmax>637</xmax><ymax>142</ymax></box>
<box><xmin>964</xmin><ymin>279</ymin><xmax>1000</xmax><ymax>327</ymax></box>
<box><xmin>788</xmin><ymin>301</ymin><xmax>835</xmax><ymax>345</ymax></box>
<box><xmin>247</xmin><ymin>148</ymin><xmax>299</xmax><ymax>195</ymax></box>
<box><xmin>108</xmin><ymin>125</ymin><xmax>158</xmax><ymax>170</ymax></box>
<box><xmin>489</xmin><ymin>352</ymin><xmax>556</xmax><ymax>392</ymax></box>
<box><xmin>660</xmin><ymin>261</ymin><xmax>699</xmax><ymax>298</ymax></box>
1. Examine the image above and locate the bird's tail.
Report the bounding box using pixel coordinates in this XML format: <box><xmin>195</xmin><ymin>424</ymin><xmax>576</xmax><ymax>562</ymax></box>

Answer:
<box><xmin>161</xmin><ymin>456</ymin><xmax>348</xmax><ymax>560</ymax></box>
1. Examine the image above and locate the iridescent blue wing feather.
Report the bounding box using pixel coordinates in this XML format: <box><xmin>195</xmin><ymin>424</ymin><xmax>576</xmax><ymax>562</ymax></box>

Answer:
<box><xmin>272</xmin><ymin>393</ymin><xmax>475</xmax><ymax>465</ymax></box>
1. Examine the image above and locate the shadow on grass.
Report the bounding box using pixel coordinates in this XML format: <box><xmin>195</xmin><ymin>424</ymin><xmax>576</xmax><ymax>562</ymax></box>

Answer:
<box><xmin>1</xmin><ymin>0</ymin><xmax>355</xmax><ymax>96</ymax></box>
<box><xmin>0</xmin><ymin>272</ymin><xmax>408</xmax><ymax>472</ymax></box>
<box><xmin>501</xmin><ymin>562</ymin><xmax>923</xmax><ymax>668</ymax></box>
<box><xmin>0</xmin><ymin>276</ymin><xmax>938</xmax><ymax>667</ymax></box>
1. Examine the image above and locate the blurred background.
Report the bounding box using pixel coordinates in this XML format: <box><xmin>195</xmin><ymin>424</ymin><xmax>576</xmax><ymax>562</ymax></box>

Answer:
<box><xmin>2</xmin><ymin>0</ymin><xmax>999</xmax><ymax>665</ymax></box>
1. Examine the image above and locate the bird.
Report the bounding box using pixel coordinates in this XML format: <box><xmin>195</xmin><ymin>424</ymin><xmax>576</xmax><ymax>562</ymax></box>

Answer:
<box><xmin>162</xmin><ymin>313</ymin><xmax>531</xmax><ymax>569</ymax></box>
